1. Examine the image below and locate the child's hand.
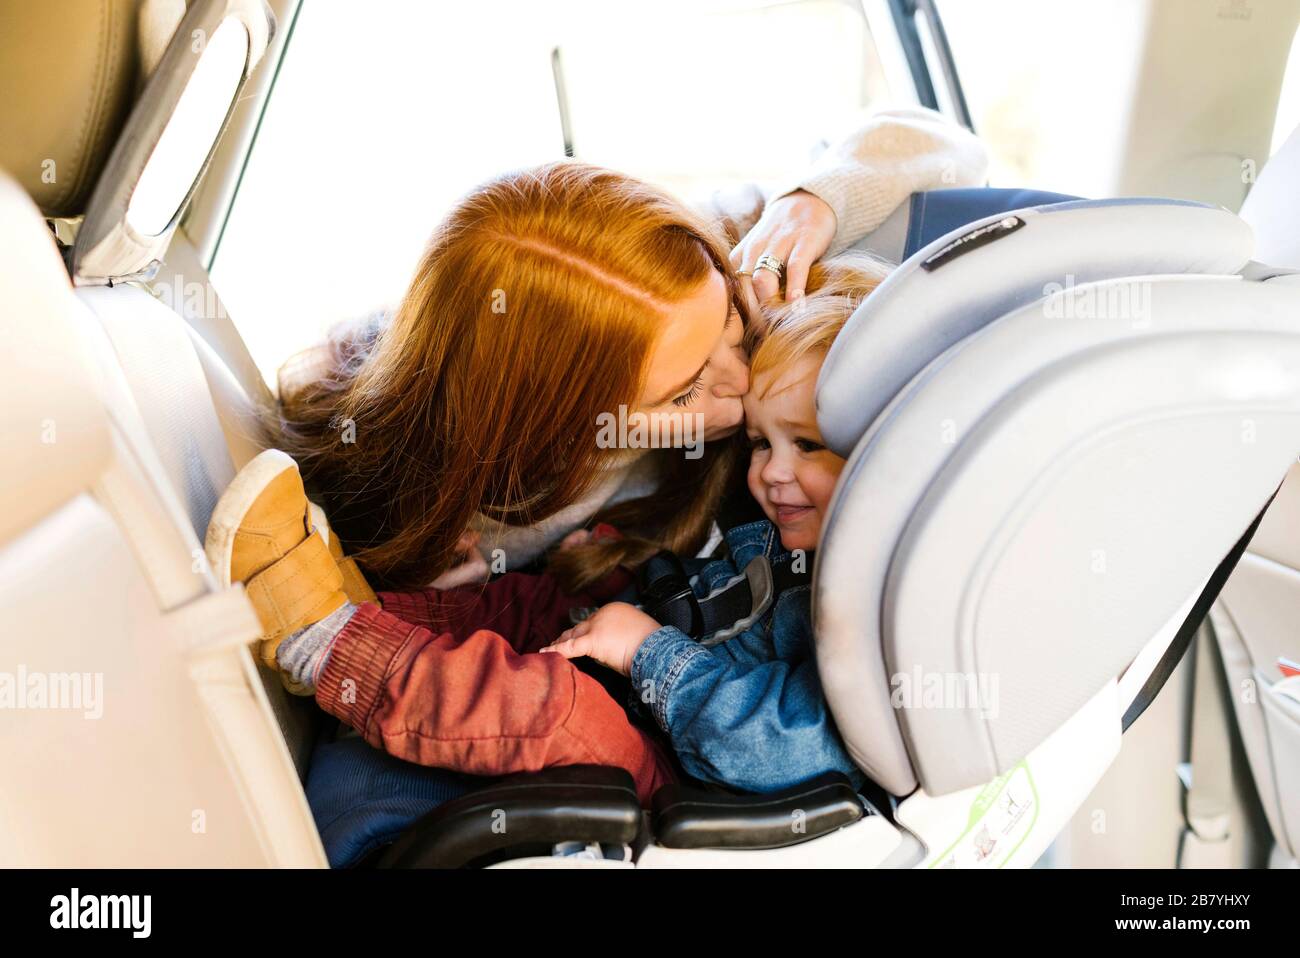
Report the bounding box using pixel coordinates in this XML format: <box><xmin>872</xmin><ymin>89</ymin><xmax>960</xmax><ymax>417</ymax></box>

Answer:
<box><xmin>556</xmin><ymin>523</ymin><xmax>622</xmax><ymax>553</ymax></box>
<box><xmin>557</xmin><ymin>529</ymin><xmax>592</xmax><ymax>552</ymax></box>
<box><xmin>427</xmin><ymin>531</ymin><xmax>490</xmax><ymax>589</ymax></box>
<box><xmin>542</xmin><ymin>602</ymin><xmax>662</xmax><ymax>676</ymax></box>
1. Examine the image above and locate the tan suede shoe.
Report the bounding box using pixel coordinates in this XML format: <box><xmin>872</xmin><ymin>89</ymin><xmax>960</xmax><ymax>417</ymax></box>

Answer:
<box><xmin>308</xmin><ymin>500</ymin><xmax>379</xmax><ymax>606</ymax></box>
<box><xmin>206</xmin><ymin>449</ymin><xmax>354</xmax><ymax>682</ymax></box>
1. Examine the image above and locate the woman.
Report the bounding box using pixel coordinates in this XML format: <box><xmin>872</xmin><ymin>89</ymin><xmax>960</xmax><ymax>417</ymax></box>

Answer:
<box><xmin>211</xmin><ymin>107</ymin><xmax>986</xmax><ymax>801</ymax></box>
<box><xmin>281</xmin><ymin>106</ymin><xmax>986</xmax><ymax>590</ymax></box>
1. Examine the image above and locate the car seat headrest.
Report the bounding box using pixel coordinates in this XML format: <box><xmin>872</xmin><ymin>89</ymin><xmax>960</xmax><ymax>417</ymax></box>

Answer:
<box><xmin>816</xmin><ymin>198</ymin><xmax>1255</xmax><ymax>457</ymax></box>
<box><xmin>1239</xmin><ymin>121</ymin><xmax>1300</xmax><ymax>269</ymax></box>
<box><xmin>72</xmin><ymin>0</ymin><xmax>275</xmax><ymax>285</ymax></box>
<box><xmin>0</xmin><ymin>0</ymin><xmax>143</xmax><ymax>218</ymax></box>
<box><xmin>139</xmin><ymin>0</ymin><xmax>190</xmax><ymax>79</ymax></box>
<box><xmin>816</xmin><ymin>272</ymin><xmax>1300</xmax><ymax>797</ymax></box>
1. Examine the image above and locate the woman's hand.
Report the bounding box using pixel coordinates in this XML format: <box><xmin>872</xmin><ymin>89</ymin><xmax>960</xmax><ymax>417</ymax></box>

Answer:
<box><xmin>427</xmin><ymin>531</ymin><xmax>491</xmax><ymax>589</ymax></box>
<box><xmin>731</xmin><ymin>189</ymin><xmax>837</xmax><ymax>305</ymax></box>
<box><xmin>542</xmin><ymin>602</ymin><xmax>662</xmax><ymax>676</ymax></box>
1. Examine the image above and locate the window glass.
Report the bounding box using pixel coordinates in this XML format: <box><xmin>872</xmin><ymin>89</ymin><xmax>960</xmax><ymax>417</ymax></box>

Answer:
<box><xmin>210</xmin><ymin>0</ymin><xmax>891</xmax><ymax>387</ymax></box>
<box><xmin>937</xmin><ymin>0</ymin><xmax>1145</xmax><ymax>196</ymax></box>
<box><xmin>1270</xmin><ymin>22</ymin><xmax>1300</xmax><ymax>156</ymax></box>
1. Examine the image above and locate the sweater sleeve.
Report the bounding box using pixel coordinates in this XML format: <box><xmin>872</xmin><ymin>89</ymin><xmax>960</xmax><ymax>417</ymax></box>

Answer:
<box><xmin>630</xmin><ymin>625</ymin><xmax>863</xmax><ymax>793</ymax></box>
<box><xmin>767</xmin><ymin>106</ymin><xmax>989</xmax><ymax>256</ymax></box>
<box><xmin>465</xmin><ymin>449</ymin><xmax>653</xmax><ymax>573</ymax></box>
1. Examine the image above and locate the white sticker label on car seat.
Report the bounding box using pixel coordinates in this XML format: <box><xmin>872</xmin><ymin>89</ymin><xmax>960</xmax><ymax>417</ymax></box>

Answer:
<box><xmin>931</xmin><ymin>761</ymin><xmax>1038</xmax><ymax>868</ymax></box>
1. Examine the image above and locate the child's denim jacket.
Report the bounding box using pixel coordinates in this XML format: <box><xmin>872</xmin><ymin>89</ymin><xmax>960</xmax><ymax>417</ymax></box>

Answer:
<box><xmin>630</xmin><ymin>519</ymin><xmax>864</xmax><ymax>793</ymax></box>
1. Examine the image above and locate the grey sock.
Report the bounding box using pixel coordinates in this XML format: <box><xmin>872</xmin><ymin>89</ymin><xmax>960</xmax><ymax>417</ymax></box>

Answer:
<box><xmin>276</xmin><ymin>602</ymin><xmax>359</xmax><ymax>693</ymax></box>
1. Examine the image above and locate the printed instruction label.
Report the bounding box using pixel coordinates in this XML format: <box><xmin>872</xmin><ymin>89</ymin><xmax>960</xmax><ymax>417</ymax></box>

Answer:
<box><xmin>931</xmin><ymin>761</ymin><xmax>1039</xmax><ymax>868</ymax></box>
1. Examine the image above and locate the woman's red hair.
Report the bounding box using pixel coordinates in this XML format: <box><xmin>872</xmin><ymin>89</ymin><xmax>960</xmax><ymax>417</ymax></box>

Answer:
<box><xmin>274</xmin><ymin>161</ymin><xmax>746</xmax><ymax>590</ymax></box>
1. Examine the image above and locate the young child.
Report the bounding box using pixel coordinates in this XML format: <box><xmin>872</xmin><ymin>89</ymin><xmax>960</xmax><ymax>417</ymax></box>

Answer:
<box><xmin>544</xmin><ymin>252</ymin><xmax>888</xmax><ymax>792</ymax></box>
<box><xmin>207</xmin><ymin>252</ymin><xmax>889</xmax><ymax>803</ymax></box>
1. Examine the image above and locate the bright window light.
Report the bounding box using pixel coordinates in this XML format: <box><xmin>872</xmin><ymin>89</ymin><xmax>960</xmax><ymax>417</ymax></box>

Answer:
<box><xmin>129</xmin><ymin>17</ymin><xmax>248</xmax><ymax>236</ymax></box>
<box><xmin>209</xmin><ymin>0</ymin><xmax>890</xmax><ymax>389</ymax></box>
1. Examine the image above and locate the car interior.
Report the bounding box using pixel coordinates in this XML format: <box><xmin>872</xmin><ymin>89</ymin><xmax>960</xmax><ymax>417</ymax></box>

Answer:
<box><xmin>1</xmin><ymin>0</ymin><xmax>1298</xmax><ymax>869</ymax></box>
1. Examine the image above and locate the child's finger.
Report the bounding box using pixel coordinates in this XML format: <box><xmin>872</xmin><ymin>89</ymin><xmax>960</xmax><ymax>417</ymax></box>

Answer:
<box><xmin>427</xmin><ymin>553</ymin><xmax>489</xmax><ymax>590</ymax></box>
<box><xmin>552</xmin><ymin>618</ymin><xmax>589</xmax><ymax>646</ymax></box>
<box><xmin>543</xmin><ymin>638</ymin><xmax>591</xmax><ymax>660</ymax></box>
<box><xmin>558</xmin><ymin>529</ymin><xmax>592</xmax><ymax>551</ymax></box>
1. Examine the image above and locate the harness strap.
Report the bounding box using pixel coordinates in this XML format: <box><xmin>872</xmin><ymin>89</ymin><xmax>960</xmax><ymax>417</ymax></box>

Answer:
<box><xmin>637</xmin><ymin>548</ymin><xmax>811</xmax><ymax>643</ymax></box>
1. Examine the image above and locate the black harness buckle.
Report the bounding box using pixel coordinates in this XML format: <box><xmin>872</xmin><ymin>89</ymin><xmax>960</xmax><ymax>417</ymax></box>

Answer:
<box><xmin>637</xmin><ymin>550</ymin><xmax>704</xmax><ymax>637</ymax></box>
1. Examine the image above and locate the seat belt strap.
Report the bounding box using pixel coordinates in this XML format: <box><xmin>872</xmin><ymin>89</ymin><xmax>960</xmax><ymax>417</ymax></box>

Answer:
<box><xmin>154</xmin><ymin>229</ymin><xmax>276</xmax><ymax>411</ymax></box>
<box><xmin>1179</xmin><ymin>624</ymin><xmax>1235</xmax><ymax>866</ymax></box>
<box><xmin>637</xmin><ymin>548</ymin><xmax>811</xmax><ymax>645</ymax></box>
<box><xmin>168</xmin><ymin>584</ymin><xmax>264</xmax><ymax>657</ymax></box>
<box><xmin>1123</xmin><ymin>500</ymin><xmax>1271</xmax><ymax>731</ymax></box>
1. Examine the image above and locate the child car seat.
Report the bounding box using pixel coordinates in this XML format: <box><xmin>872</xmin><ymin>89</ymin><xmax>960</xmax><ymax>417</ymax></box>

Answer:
<box><xmin>312</xmin><ymin>189</ymin><xmax>1300</xmax><ymax>869</ymax></box>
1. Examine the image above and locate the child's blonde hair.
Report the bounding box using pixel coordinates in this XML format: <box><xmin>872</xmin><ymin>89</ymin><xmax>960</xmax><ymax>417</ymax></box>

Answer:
<box><xmin>747</xmin><ymin>251</ymin><xmax>893</xmax><ymax>399</ymax></box>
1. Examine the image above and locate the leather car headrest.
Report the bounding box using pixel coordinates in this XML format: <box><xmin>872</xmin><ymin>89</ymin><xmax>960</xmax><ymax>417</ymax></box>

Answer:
<box><xmin>0</xmin><ymin>0</ymin><xmax>144</xmax><ymax>218</ymax></box>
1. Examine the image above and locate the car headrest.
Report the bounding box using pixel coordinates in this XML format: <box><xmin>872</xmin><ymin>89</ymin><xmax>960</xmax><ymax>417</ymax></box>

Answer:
<box><xmin>1239</xmin><ymin>121</ymin><xmax>1300</xmax><ymax>269</ymax></box>
<box><xmin>0</xmin><ymin>0</ymin><xmax>143</xmax><ymax>218</ymax></box>
<box><xmin>0</xmin><ymin>173</ymin><xmax>111</xmax><ymax>546</ymax></box>
<box><xmin>72</xmin><ymin>0</ymin><xmax>275</xmax><ymax>284</ymax></box>
<box><xmin>816</xmin><ymin>198</ymin><xmax>1254</xmax><ymax>457</ymax></box>
<box><xmin>139</xmin><ymin>0</ymin><xmax>190</xmax><ymax>79</ymax></box>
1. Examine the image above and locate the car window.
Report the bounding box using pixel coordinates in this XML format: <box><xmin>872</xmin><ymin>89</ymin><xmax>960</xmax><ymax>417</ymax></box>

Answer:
<box><xmin>1271</xmin><ymin>20</ymin><xmax>1300</xmax><ymax>156</ymax></box>
<box><xmin>209</xmin><ymin>0</ymin><xmax>892</xmax><ymax>388</ymax></box>
<box><xmin>936</xmin><ymin>0</ymin><xmax>1145</xmax><ymax>197</ymax></box>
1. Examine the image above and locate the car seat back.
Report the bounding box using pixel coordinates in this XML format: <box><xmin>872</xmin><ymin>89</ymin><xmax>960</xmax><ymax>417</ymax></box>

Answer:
<box><xmin>40</xmin><ymin>0</ymin><xmax>323</xmax><ymax>780</ymax></box>
<box><xmin>0</xmin><ymin>0</ymin><xmax>326</xmax><ymax>865</ymax></box>
<box><xmin>77</xmin><ymin>281</ymin><xmax>324</xmax><ymax>778</ymax></box>
<box><xmin>0</xmin><ymin>172</ymin><xmax>323</xmax><ymax>866</ymax></box>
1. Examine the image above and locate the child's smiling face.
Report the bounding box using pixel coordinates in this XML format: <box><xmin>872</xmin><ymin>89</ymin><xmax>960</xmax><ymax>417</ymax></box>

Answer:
<box><xmin>743</xmin><ymin>354</ymin><xmax>847</xmax><ymax>552</ymax></box>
